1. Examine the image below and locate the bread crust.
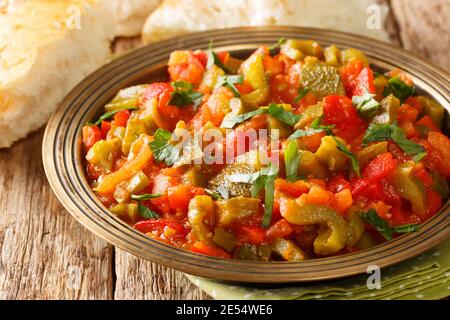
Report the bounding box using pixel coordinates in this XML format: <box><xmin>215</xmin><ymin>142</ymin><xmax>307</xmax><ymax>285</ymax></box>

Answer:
<box><xmin>0</xmin><ymin>0</ymin><xmax>115</xmax><ymax>148</ymax></box>
<box><xmin>142</xmin><ymin>0</ymin><xmax>390</xmax><ymax>43</ymax></box>
<box><xmin>111</xmin><ymin>0</ymin><xmax>161</xmax><ymax>37</ymax></box>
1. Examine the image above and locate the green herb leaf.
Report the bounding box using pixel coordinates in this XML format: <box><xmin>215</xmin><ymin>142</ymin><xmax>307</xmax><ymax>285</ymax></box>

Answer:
<box><xmin>362</xmin><ymin>123</ymin><xmax>426</xmax><ymax>162</ymax></box>
<box><xmin>228</xmin><ymin>163</ymin><xmax>279</xmax><ymax>229</ymax></box>
<box><xmin>220</xmin><ymin>108</ymin><xmax>266</xmax><ymax>129</ymax></box>
<box><xmin>215</xmin><ymin>75</ymin><xmax>244</xmax><ymax>97</ymax></box>
<box><xmin>294</xmin><ymin>87</ymin><xmax>310</xmax><ymax>103</ymax></box>
<box><xmin>362</xmin><ymin>123</ymin><xmax>392</xmax><ymax>145</ymax></box>
<box><xmin>207</xmin><ymin>40</ymin><xmax>230</xmax><ymax>73</ymax></box>
<box><xmin>204</xmin><ymin>188</ymin><xmax>223</xmax><ymax>200</ymax></box>
<box><xmin>333</xmin><ymin>137</ymin><xmax>360</xmax><ymax>176</ymax></box>
<box><xmin>168</xmin><ymin>81</ymin><xmax>203</xmax><ymax>108</ymax></box>
<box><xmin>93</xmin><ymin>106</ymin><xmax>138</xmax><ymax>126</ymax></box>
<box><xmin>383</xmin><ymin>76</ymin><xmax>415</xmax><ymax>101</ymax></box>
<box><xmin>267</xmin><ymin>103</ymin><xmax>301</xmax><ymax>126</ymax></box>
<box><xmin>352</xmin><ymin>93</ymin><xmax>381</xmax><ymax>119</ymax></box>
<box><xmin>390</xmin><ymin>125</ymin><xmax>426</xmax><ymax>157</ymax></box>
<box><xmin>362</xmin><ymin>208</ymin><xmax>393</xmax><ymax>240</ymax></box>
<box><xmin>269</xmin><ymin>37</ymin><xmax>287</xmax><ymax>55</ymax></box>
<box><xmin>309</xmin><ymin>116</ymin><xmax>335</xmax><ymax>135</ymax></box>
<box><xmin>391</xmin><ymin>224</ymin><xmax>420</xmax><ymax>234</ymax></box>
<box><xmin>148</xmin><ymin>128</ymin><xmax>181</xmax><ymax>166</ymax></box>
<box><xmin>288</xmin><ymin>128</ymin><xmax>328</xmax><ymax>140</ymax></box>
<box><xmin>138</xmin><ymin>202</ymin><xmax>160</xmax><ymax>219</ymax></box>
<box><xmin>362</xmin><ymin>209</ymin><xmax>420</xmax><ymax>240</ymax></box>
<box><xmin>131</xmin><ymin>193</ymin><xmax>163</xmax><ymax>201</ymax></box>
<box><xmin>284</xmin><ymin>140</ymin><xmax>301</xmax><ymax>181</ymax></box>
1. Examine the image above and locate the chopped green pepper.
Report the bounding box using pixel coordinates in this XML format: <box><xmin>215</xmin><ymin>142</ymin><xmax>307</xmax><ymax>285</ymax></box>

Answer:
<box><xmin>300</xmin><ymin>58</ymin><xmax>345</xmax><ymax>99</ymax></box>
<box><xmin>298</xmin><ymin>150</ymin><xmax>328</xmax><ymax>179</ymax></box>
<box><xmin>216</xmin><ymin>197</ymin><xmax>261</xmax><ymax>227</ymax></box>
<box><xmin>122</xmin><ymin>118</ymin><xmax>148</xmax><ymax>155</ymax></box>
<box><xmin>188</xmin><ymin>195</ymin><xmax>216</xmax><ymax>244</ymax></box>
<box><xmin>372</xmin><ymin>94</ymin><xmax>400</xmax><ymax>124</ymax></box>
<box><xmin>212</xmin><ymin>228</ymin><xmax>236</xmax><ymax>252</ymax></box>
<box><xmin>282</xmin><ymin>201</ymin><xmax>348</xmax><ymax>255</ymax></box>
<box><xmin>233</xmin><ymin>244</ymin><xmax>272</xmax><ymax>261</ymax></box>
<box><xmin>86</xmin><ymin>138</ymin><xmax>121</xmax><ymax>171</ymax></box>
<box><xmin>323</xmin><ymin>45</ymin><xmax>341</xmax><ymax>67</ymax></box>
<box><xmin>126</xmin><ymin>171</ymin><xmax>149</xmax><ymax>194</ymax></box>
<box><xmin>315</xmin><ymin>136</ymin><xmax>349</xmax><ymax>173</ymax></box>
<box><xmin>389</xmin><ymin>161</ymin><xmax>427</xmax><ymax>216</ymax></box>
<box><xmin>345</xmin><ymin>209</ymin><xmax>365</xmax><ymax>248</ymax></box>
<box><xmin>105</xmin><ymin>85</ymin><xmax>147</xmax><ymax>112</ymax></box>
<box><xmin>340</xmin><ymin>48</ymin><xmax>370</xmax><ymax>67</ymax></box>
<box><xmin>272</xmin><ymin>238</ymin><xmax>308</xmax><ymax>261</ymax></box>
<box><xmin>240</xmin><ymin>53</ymin><xmax>269</xmax><ymax>107</ymax></box>
<box><xmin>356</xmin><ymin>141</ymin><xmax>388</xmax><ymax>168</ymax></box>
<box><xmin>417</xmin><ymin>96</ymin><xmax>445</xmax><ymax>128</ymax></box>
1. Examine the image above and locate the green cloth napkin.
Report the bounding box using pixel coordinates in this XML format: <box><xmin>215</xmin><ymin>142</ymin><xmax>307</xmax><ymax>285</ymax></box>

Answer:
<box><xmin>187</xmin><ymin>237</ymin><xmax>450</xmax><ymax>300</ymax></box>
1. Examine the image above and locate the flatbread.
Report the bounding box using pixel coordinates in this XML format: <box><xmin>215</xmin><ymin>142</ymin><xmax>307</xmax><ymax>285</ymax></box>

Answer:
<box><xmin>142</xmin><ymin>0</ymin><xmax>390</xmax><ymax>43</ymax></box>
<box><xmin>0</xmin><ymin>0</ymin><xmax>115</xmax><ymax>148</ymax></box>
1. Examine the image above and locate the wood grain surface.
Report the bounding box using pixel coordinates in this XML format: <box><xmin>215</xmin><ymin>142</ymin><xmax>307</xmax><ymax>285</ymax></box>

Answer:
<box><xmin>0</xmin><ymin>0</ymin><xmax>448</xmax><ymax>300</ymax></box>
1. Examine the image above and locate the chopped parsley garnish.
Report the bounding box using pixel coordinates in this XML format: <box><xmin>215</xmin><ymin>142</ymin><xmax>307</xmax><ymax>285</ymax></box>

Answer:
<box><xmin>383</xmin><ymin>76</ymin><xmax>415</xmax><ymax>102</ymax></box>
<box><xmin>362</xmin><ymin>208</ymin><xmax>419</xmax><ymax>240</ymax></box>
<box><xmin>207</xmin><ymin>40</ymin><xmax>230</xmax><ymax>73</ymax></box>
<box><xmin>333</xmin><ymin>137</ymin><xmax>360</xmax><ymax>176</ymax></box>
<box><xmin>284</xmin><ymin>140</ymin><xmax>301</xmax><ymax>182</ymax></box>
<box><xmin>131</xmin><ymin>193</ymin><xmax>163</xmax><ymax>201</ymax></box>
<box><xmin>220</xmin><ymin>108</ymin><xmax>266</xmax><ymax>129</ymax></box>
<box><xmin>215</xmin><ymin>75</ymin><xmax>244</xmax><ymax>97</ymax></box>
<box><xmin>228</xmin><ymin>163</ymin><xmax>279</xmax><ymax>229</ymax></box>
<box><xmin>269</xmin><ymin>37</ymin><xmax>287</xmax><ymax>55</ymax></box>
<box><xmin>362</xmin><ymin>123</ymin><xmax>426</xmax><ymax>162</ymax></box>
<box><xmin>138</xmin><ymin>202</ymin><xmax>160</xmax><ymax>219</ymax></box>
<box><xmin>148</xmin><ymin>128</ymin><xmax>181</xmax><ymax>166</ymax></box>
<box><xmin>168</xmin><ymin>81</ymin><xmax>203</xmax><ymax>108</ymax></box>
<box><xmin>287</xmin><ymin>127</ymin><xmax>328</xmax><ymax>140</ymax></box>
<box><xmin>294</xmin><ymin>87</ymin><xmax>310</xmax><ymax>103</ymax></box>
<box><xmin>352</xmin><ymin>93</ymin><xmax>381</xmax><ymax>119</ymax></box>
<box><xmin>267</xmin><ymin>103</ymin><xmax>301</xmax><ymax>126</ymax></box>
<box><xmin>92</xmin><ymin>106</ymin><xmax>138</xmax><ymax>126</ymax></box>
<box><xmin>204</xmin><ymin>188</ymin><xmax>223</xmax><ymax>200</ymax></box>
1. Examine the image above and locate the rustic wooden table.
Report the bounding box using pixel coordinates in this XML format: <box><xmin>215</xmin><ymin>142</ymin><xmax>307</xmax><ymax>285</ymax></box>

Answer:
<box><xmin>0</xmin><ymin>0</ymin><xmax>448</xmax><ymax>299</ymax></box>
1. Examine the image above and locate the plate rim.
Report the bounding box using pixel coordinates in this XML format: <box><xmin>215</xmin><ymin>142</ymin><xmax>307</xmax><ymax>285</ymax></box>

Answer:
<box><xmin>43</xmin><ymin>26</ymin><xmax>450</xmax><ymax>283</ymax></box>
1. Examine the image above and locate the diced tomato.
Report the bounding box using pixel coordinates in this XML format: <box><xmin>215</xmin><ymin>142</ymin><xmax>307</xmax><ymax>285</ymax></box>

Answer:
<box><xmin>134</xmin><ymin>218</ymin><xmax>188</xmax><ymax>239</ymax></box>
<box><xmin>193</xmin><ymin>51</ymin><xmax>208</xmax><ymax>67</ymax></box>
<box><xmin>168</xmin><ymin>185</ymin><xmax>193</xmax><ymax>214</ymax></box>
<box><xmin>405</xmin><ymin>96</ymin><xmax>424</xmax><ymax>114</ymax></box>
<box><xmin>398</xmin><ymin>120</ymin><xmax>419</xmax><ymax>138</ymax></box>
<box><xmin>168</xmin><ymin>50</ymin><xmax>205</xmax><ymax>85</ymax></box>
<box><xmin>340</xmin><ymin>60</ymin><xmax>363</xmax><ymax>97</ymax></box>
<box><xmin>216</xmin><ymin>51</ymin><xmax>229</xmax><ymax>65</ymax></box>
<box><xmin>322</xmin><ymin>95</ymin><xmax>366</xmax><ymax>142</ymax></box>
<box><xmin>235</xmin><ymin>81</ymin><xmax>254</xmax><ymax>95</ymax></box>
<box><xmin>297</xmin><ymin>185</ymin><xmax>334</xmax><ymax>207</ymax></box>
<box><xmin>234</xmin><ymin>226</ymin><xmax>266</xmax><ymax>245</ymax></box>
<box><xmin>397</xmin><ymin>104</ymin><xmax>419</xmax><ymax>122</ymax></box>
<box><xmin>333</xmin><ymin>189</ymin><xmax>353</xmax><ymax>215</ymax></box>
<box><xmin>426</xmin><ymin>190</ymin><xmax>442</xmax><ymax>218</ymax></box>
<box><xmin>269</xmin><ymin>74</ymin><xmax>298</xmax><ymax>104</ymax></box>
<box><xmin>427</xmin><ymin>132</ymin><xmax>450</xmax><ymax>178</ymax></box>
<box><xmin>82</xmin><ymin>125</ymin><xmax>102</xmax><ymax>152</ymax></box>
<box><xmin>114</xmin><ymin>109</ymin><xmax>131</xmax><ymax>127</ymax></box>
<box><xmin>150</xmin><ymin>170</ymin><xmax>181</xmax><ymax>214</ymax></box>
<box><xmin>328</xmin><ymin>174</ymin><xmax>351</xmax><ymax>193</ymax></box>
<box><xmin>275</xmin><ymin>178</ymin><xmax>309</xmax><ymax>198</ymax></box>
<box><xmin>100</xmin><ymin>121</ymin><xmax>112</xmax><ymax>139</ymax></box>
<box><xmin>352</xmin><ymin>67</ymin><xmax>376</xmax><ymax>96</ymax></box>
<box><xmin>370</xmin><ymin>201</ymin><xmax>392</xmax><ymax>220</ymax></box>
<box><xmin>191</xmin><ymin>241</ymin><xmax>231</xmax><ymax>258</ymax></box>
<box><xmin>265</xmin><ymin>219</ymin><xmax>293</xmax><ymax>241</ymax></box>
<box><xmin>417</xmin><ymin>115</ymin><xmax>439</xmax><ymax>132</ymax></box>
<box><xmin>263</xmin><ymin>54</ymin><xmax>284</xmax><ymax>76</ymax></box>
<box><xmin>391</xmin><ymin>205</ymin><xmax>421</xmax><ymax>226</ymax></box>
<box><xmin>362</xmin><ymin>153</ymin><xmax>397</xmax><ymax>181</ymax></box>
<box><xmin>414</xmin><ymin>165</ymin><xmax>433</xmax><ymax>188</ymax></box>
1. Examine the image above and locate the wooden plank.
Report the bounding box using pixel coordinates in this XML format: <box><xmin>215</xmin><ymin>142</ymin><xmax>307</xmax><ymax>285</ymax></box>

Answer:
<box><xmin>391</xmin><ymin>0</ymin><xmax>450</xmax><ymax>70</ymax></box>
<box><xmin>0</xmin><ymin>130</ymin><xmax>113</xmax><ymax>299</ymax></box>
<box><xmin>114</xmin><ymin>250</ymin><xmax>210</xmax><ymax>300</ymax></box>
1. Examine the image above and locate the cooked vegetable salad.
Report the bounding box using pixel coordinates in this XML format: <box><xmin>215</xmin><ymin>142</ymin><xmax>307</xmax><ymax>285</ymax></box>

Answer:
<box><xmin>82</xmin><ymin>38</ymin><xmax>449</xmax><ymax>261</ymax></box>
